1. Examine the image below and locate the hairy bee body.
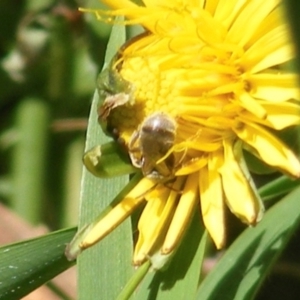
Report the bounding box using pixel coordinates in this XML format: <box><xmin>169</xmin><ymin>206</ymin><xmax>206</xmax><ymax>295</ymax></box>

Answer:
<box><xmin>129</xmin><ymin>112</ymin><xmax>177</xmax><ymax>179</ymax></box>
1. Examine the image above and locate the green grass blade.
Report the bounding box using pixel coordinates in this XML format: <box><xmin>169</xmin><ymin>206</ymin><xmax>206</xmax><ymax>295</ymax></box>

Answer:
<box><xmin>197</xmin><ymin>186</ymin><xmax>300</xmax><ymax>300</ymax></box>
<box><xmin>258</xmin><ymin>175</ymin><xmax>300</xmax><ymax>202</ymax></box>
<box><xmin>0</xmin><ymin>227</ymin><xmax>76</xmax><ymax>300</ymax></box>
<box><xmin>77</xmin><ymin>18</ymin><xmax>134</xmax><ymax>300</ymax></box>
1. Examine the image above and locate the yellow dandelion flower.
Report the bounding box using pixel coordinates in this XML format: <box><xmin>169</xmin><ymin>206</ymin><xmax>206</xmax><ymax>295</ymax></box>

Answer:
<box><xmin>69</xmin><ymin>0</ymin><xmax>300</xmax><ymax>266</ymax></box>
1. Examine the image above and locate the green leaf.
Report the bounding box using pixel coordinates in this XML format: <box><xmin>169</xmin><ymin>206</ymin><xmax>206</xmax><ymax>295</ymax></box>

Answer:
<box><xmin>132</xmin><ymin>212</ymin><xmax>207</xmax><ymax>300</ymax></box>
<box><xmin>197</xmin><ymin>186</ymin><xmax>300</xmax><ymax>300</ymax></box>
<box><xmin>258</xmin><ymin>175</ymin><xmax>300</xmax><ymax>202</ymax></box>
<box><xmin>0</xmin><ymin>227</ymin><xmax>76</xmax><ymax>300</ymax></box>
<box><xmin>83</xmin><ymin>142</ymin><xmax>136</xmax><ymax>178</ymax></box>
<box><xmin>77</xmin><ymin>17</ymin><xmax>134</xmax><ymax>300</ymax></box>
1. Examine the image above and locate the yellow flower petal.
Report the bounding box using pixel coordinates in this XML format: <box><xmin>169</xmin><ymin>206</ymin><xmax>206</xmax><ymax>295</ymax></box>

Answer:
<box><xmin>80</xmin><ymin>178</ymin><xmax>156</xmax><ymax>248</ymax></box>
<box><xmin>234</xmin><ymin>120</ymin><xmax>300</xmax><ymax>177</ymax></box>
<box><xmin>238</xmin><ymin>92</ymin><xmax>267</xmax><ymax>119</ymax></box>
<box><xmin>162</xmin><ymin>172</ymin><xmax>199</xmax><ymax>254</ymax></box>
<box><xmin>175</xmin><ymin>156</ymin><xmax>207</xmax><ymax>176</ymax></box>
<box><xmin>249</xmin><ymin>73</ymin><xmax>300</xmax><ymax>102</ymax></box>
<box><xmin>241</xmin><ymin>101</ymin><xmax>300</xmax><ymax>130</ymax></box>
<box><xmin>199</xmin><ymin>151</ymin><xmax>225</xmax><ymax>249</ymax></box>
<box><xmin>212</xmin><ymin>0</ymin><xmax>246</xmax><ymax>27</ymax></box>
<box><xmin>220</xmin><ymin>140</ymin><xmax>264</xmax><ymax>224</ymax></box>
<box><xmin>133</xmin><ymin>177</ymin><xmax>185</xmax><ymax>264</ymax></box>
<box><xmin>226</xmin><ymin>0</ymin><xmax>280</xmax><ymax>48</ymax></box>
<box><xmin>242</xmin><ymin>26</ymin><xmax>293</xmax><ymax>73</ymax></box>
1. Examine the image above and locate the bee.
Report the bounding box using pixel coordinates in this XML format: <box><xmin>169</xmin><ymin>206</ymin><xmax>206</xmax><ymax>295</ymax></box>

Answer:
<box><xmin>129</xmin><ymin>112</ymin><xmax>177</xmax><ymax>180</ymax></box>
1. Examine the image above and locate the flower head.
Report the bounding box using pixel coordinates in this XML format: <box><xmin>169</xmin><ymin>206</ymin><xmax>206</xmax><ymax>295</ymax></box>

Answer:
<box><xmin>75</xmin><ymin>0</ymin><xmax>300</xmax><ymax>265</ymax></box>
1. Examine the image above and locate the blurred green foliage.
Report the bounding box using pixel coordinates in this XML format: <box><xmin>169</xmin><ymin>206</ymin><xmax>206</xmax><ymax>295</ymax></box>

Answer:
<box><xmin>0</xmin><ymin>0</ymin><xmax>111</xmax><ymax>228</ymax></box>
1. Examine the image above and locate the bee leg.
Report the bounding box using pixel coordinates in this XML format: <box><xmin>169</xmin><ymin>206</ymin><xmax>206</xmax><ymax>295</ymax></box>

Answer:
<box><xmin>128</xmin><ymin>130</ymin><xmax>143</xmax><ymax>168</ymax></box>
<box><xmin>163</xmin><ymin>178</ymin><xmax>183</xmax><ymax>194</ymax></box>
<box><xmin>174</xmin><ymin>147</ymin><xmax>187</xmax><ymax>168</ymax></box>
